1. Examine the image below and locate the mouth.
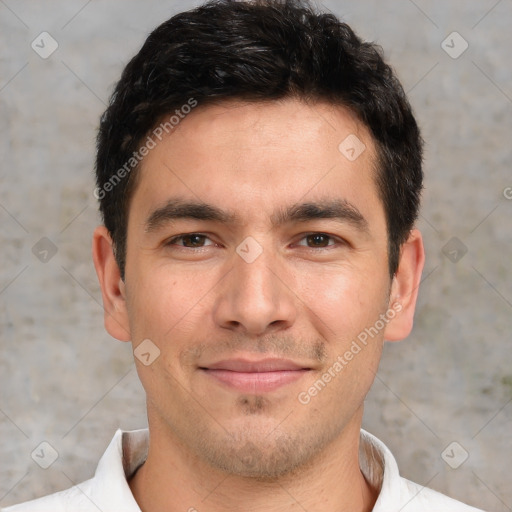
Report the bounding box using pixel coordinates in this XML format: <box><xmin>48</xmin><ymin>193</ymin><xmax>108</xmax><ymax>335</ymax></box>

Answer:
<box><xmin>199</xmin><ymin>358</ymin><xmax>312</xmax><ymax>393</ymax></box>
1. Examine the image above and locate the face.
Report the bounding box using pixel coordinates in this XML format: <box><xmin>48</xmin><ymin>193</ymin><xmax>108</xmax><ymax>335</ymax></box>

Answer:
<box><xmin>95</xmin><ymin>98</ymin><xmax>422</xmax><ymax>479</ymax></box>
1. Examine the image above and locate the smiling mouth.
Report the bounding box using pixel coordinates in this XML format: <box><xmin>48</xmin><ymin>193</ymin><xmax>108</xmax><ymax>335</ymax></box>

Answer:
<box><xmin>199</xmin><ymin>358</ymin><xmax>312</xmax><ymax>393</ymax></box>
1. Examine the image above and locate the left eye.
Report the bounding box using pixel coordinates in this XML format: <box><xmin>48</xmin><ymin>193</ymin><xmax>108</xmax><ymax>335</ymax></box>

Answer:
<box><xmin>296</xmin><ymin>233</ymin><xmax>337</xmax><ymax>248</ymax></box>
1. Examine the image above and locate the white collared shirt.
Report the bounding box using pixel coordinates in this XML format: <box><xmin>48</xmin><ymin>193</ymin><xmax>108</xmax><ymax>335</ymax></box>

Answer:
<box><xmin>2</xmin><ymin>428</ymin><xmax>485</xmax><ymax>512</ymax></box>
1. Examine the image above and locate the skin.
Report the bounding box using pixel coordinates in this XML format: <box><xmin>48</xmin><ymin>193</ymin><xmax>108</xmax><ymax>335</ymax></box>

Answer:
<box><xmin>93</xmin><ymin>98</ymin><xmax>424</xmax><ymax>512</ymax></box>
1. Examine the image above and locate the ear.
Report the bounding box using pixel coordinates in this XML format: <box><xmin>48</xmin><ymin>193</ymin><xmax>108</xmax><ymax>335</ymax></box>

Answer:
<box><xmin>92</xmin><ymin>225</ymin><xmax>131</xmax><ymax>342</ymax></box>
<box><xmin>383</xmin><ymin>228</ymin><xmax>425</xmax><ymax>342</ymax></box>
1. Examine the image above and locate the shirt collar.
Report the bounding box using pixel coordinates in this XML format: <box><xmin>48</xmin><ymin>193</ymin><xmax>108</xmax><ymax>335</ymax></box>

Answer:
<box><xmin>89</xmin><ymin>428</ymin><xmax>147</xmax><ymax>512</ymax></box>
<box><xmin>360</xmin><ymin>428</ymin><xmax>401</xmax><ymax>510</ymax></box>
<box><xmin>90</xmin><ymin>427</ymin><xmax>398</xmax><ymax>511</ymax></box>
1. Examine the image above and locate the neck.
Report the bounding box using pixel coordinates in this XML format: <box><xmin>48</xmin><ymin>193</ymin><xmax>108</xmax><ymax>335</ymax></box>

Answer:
<box><xmin>129</xmin><ymin>409</ymin><xmax>378</xmax><ymax>512</ymax></box>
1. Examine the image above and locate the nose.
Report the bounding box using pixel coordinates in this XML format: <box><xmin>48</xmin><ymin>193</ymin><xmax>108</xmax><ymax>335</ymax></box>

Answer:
<box><xmin>212</xmin><ymin>242</ymin><xmax>297</xmax><ymax>336</ymax></box>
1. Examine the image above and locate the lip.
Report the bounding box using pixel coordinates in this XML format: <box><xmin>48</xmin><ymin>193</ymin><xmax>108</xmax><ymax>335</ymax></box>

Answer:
<box><xmin>200</xmin><ymin>358</ymin><xmax>311</xmax><ymax>393</ymax></box>
<box><xmin>203</xmin><ymin>358</ymin><xmax>307</xmax><ymax>372</ymax></box>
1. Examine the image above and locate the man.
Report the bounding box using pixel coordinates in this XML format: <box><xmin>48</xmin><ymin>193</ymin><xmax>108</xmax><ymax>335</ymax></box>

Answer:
<box><xmin>3</xmin><ymin>1</ymin><xmax>485</xmax><ymax>511</ymax></box>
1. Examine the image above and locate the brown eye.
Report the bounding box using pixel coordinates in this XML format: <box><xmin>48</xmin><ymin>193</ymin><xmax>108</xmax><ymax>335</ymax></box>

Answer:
<box><xmin>182</xmin><ymin>234</ymin><xmax>207</xmax><ymax>247</ymax></box>
<box><xmin>306</xmin><ymin>234</ymin><xmax>331</xmax><ymax>247</ymax></box>
<box><xmin>296</xmin><ymin>233</ymin><xmax>337</xmax><ymax>248</ymax></box>
<box><xmin>167</xmin><ymin>233</ymin><xmax>213</xmax><ymax>248</ymax></box>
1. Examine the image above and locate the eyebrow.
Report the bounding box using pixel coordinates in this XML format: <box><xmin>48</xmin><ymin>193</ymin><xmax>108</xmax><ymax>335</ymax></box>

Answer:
<box><xmin>145</xmin><ymin>197</ymin><xmax>369</xmax><ymax>233</ymax></box>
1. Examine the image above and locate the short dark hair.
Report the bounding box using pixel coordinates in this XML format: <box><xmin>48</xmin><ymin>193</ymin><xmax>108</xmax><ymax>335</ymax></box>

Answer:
<box><xmin>95</xmin><ymin>0</ymin><xmax>423</xmax><ymax>279</ymax></box>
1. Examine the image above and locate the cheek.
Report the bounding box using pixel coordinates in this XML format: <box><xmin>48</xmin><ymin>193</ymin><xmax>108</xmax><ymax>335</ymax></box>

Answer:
<box><xmin>294</xmin><ymin>263</ymin><xmax>388</xmax><ymax>340</ymax></box>
<box><xmin>127</xmin><ymin>263</ymin><xmax>216</xmax><ymax>341</ymax></box>
<box><xmin>127</xmin><ymin>270</ymin><xmax>208</xmax><ymax>388</ymax></box>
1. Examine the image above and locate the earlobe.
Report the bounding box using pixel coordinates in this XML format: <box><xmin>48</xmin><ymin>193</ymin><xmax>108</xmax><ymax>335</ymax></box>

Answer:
<box><xmin>383</xmin><ymin>229</ymin><xmax>425</xmax><ymax>342</ymax></box>
<box><xmin>92</xmin><ymin>225</ymin><xmax>131</xmax><ymax>342</ymax></box>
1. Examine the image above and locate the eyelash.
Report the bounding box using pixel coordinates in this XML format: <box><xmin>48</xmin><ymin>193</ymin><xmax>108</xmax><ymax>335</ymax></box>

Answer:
<box><xmin>164</xmin><ymin>232</ymin><xmax>344</xmax><ymax>251</ymax></box>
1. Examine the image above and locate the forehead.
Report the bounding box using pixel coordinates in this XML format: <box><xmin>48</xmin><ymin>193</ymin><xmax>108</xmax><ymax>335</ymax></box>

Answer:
<box><xmin>130</xmin><ymin>99</ymin><xmax>383</xmax><ymax>229</ymax></box>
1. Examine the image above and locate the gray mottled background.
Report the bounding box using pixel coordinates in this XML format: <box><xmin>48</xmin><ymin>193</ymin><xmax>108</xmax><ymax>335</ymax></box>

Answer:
<box><xmin>1</xmin><ymin>0</ymin><xmax>511</xmax><ymax>510</ymax></box>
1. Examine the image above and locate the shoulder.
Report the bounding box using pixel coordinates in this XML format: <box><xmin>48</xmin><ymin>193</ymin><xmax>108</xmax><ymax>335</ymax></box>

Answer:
<box><xmin>1</xmin><ymin>428</ymin><xmax>146</xmax><ymax>512</ymax></box>
<box><xmin>360</xmin><ymin>429</ymin><xmax>485</xmax><ymax>511</ymax></box>
<box><xmin>1</xmin><ymin>478</ymin><xmax>95</xmax><ymax>512</ymax></box>
<box><xmin>398</xmin><ymin>477</ymin><xmax>486</xmax><ymax>512</ymax></box>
